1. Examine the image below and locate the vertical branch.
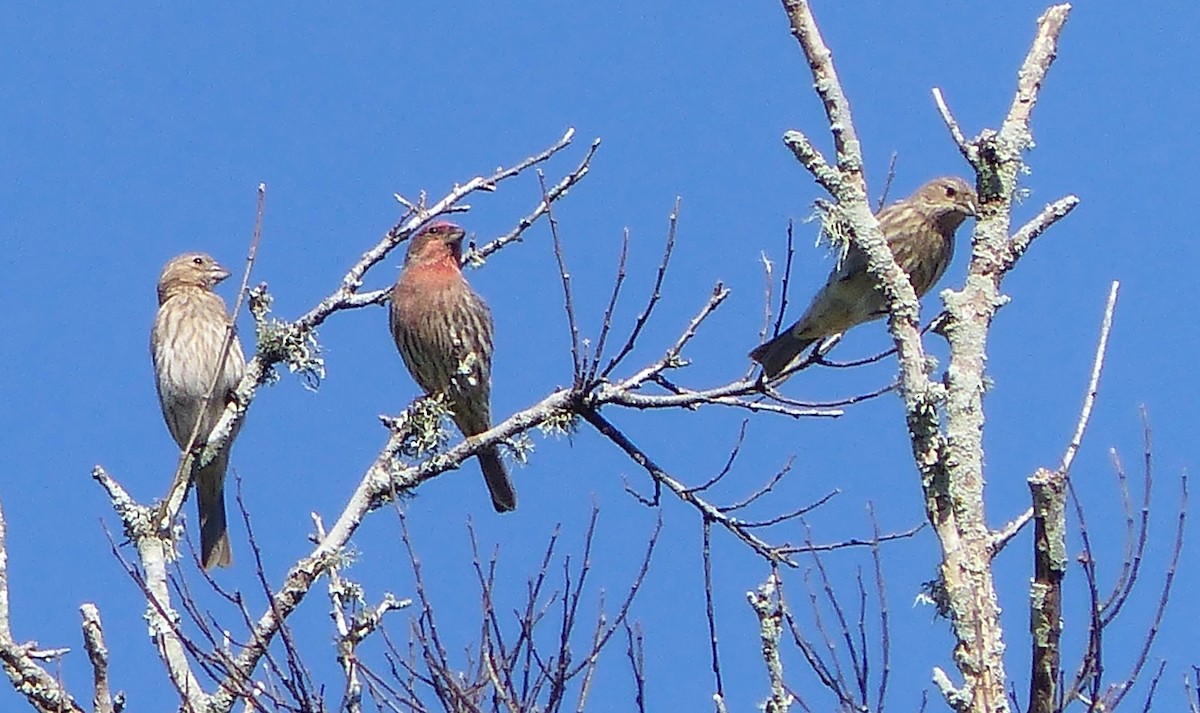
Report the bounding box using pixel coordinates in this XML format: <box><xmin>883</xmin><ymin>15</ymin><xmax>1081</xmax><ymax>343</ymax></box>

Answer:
<box><xmin>541</xmin><ymin>169</ymin><xmax>584</xmax><ymax>382</ymax></box>
<box><xmin>702</xmin><ymin>522</ymin><xmax>725</xmax><ymax>701</ymax></box>
<box><xmin>624</xmin><ymin>621</ymin><xmax>647</xmax><ymax>713</ymax></box>
<box><xmin>777</xmin><ymin>0</ymin><xmax>941</xmax><ymax>439</ymax></box>
<box><xmin>779</xmin><ymin>3</ymin><xmax>1076</xmax><ymax>712</ymax></box>
<box><xmin>600</xmin><ymin>199</ymin><xmax>681</xmax><ymax>379</ymax></box>
<box><xmin>139</xmin><ymin>538</ymin><xmax>208</xmax><ymax>709</ymax></box>
<box><xmin>80</xmin><ymin>604</ymin><xmax>115</xmax><ymax>713</ymax></box>
<box><xmin>1028</xmin><ymin>282</ymin><xmax>1118</xmax><ymax>713</ymax></box>
<box><xmin>93</xmin><ymin>467</ymin><xmax>208</xmax><ymax>710</ymax></box>
<box><xmin>779</xmin><ymin>0</ymin><xmax>867</xmax><ymax>190</ymax></box>
<box><xmin>929</xmin><ymin>8</ymin><xmax>1071</xmax><ymax>712</ymax></box>
<box><xmin>586</xmin><ymin>228</ymin><xmax>631</xmax><ymax>383</ymax></box>
<box><xmin>766</xmin><ymin>220</ymin><xmax>798</xmax><ymax>343</ymax></box>
<box><xmin>1028</xmin><ymin>467</ymin><xmax>1066</xmax><ymax>713</ymax></box>
<box><xmin>868</xmin><ymin>506</ymin><xmax>892</xmax><ymax>713</ymax></box>
<box><xmin>1063</xmin><ymin>281</ymin><xmax>1121</xmax><ymax>476</ymax></box>
<box><xmin>749</xmin><ymin>572</ymin><xmax>792</xmax><ymax>713</ymax></box>
<box><xmin>313</xmin><ymin>515</ymin><xmax>361</xmax><ymax>713</ymax></box>
<box><xmin>778</xmin><ymin>2</ymin><xmax>937</xmax><ymax>399</ymax></box>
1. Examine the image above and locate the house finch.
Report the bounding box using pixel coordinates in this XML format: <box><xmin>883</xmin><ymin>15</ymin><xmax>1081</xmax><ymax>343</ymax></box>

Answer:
<box><xmin>150</xmin><ymin>253</ymin><xmax>246</xmax><ymax>569</ymax></box>
<box><xmin>750</xmin><ymin>176</ymin><xmax>978</xmax><ymax>378</ymax></box>
<box><xmin>389</xmin><ymin>221</ymin><xmax>517</xmax><ymax>512</ymax></box>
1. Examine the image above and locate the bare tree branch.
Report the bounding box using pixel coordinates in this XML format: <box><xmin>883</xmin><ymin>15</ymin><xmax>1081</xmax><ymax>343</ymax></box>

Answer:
<box><xmin>93</xmin><ymin>466</ymin><xmax>209</xmax><ymax>710</ymax></box>
<box><xmin>581</xmin><ymin>408</ymin><xmax>791</xmax><ymax>563</ymax></box>
<box><xmin>994</xmin><ymin>281</ymin><xmax>1120</xmax><ymax>556</ymax></box>
<box><xmin>543</xmin><ymin>169</ymin><xmax>584</xmax><ymax>380</ymax></box>
<box><xmin>79</xmin><ymin>604</ymin><xmax>115</xmax><ymax>713</ymax></box>
<box><xmin>749</xmin><ymin>572</ymin><xmax>793</xmax><ymax>713</ymax></box>
<box><xmin>777</xmin><ymin>3</ymin><xmax>1075</xmax><ymax>712</ymax></box>
<box><xmin>84</xmin><ymin>131</ymin><xmax>598</xmax><ymax>711</ymax></box>
<box><xmin>376</xmin><ymin>509</ymin><xmax>657</xmax><ymax>711</ymax></box>
<box><xmin>599</xmin><ymin>198</ymin><xmax>681</xmax><ymax>380</ymax></box>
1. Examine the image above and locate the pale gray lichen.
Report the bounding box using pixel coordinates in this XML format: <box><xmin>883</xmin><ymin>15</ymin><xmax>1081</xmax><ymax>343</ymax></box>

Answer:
<box><xmin>917</xmin><ymin>576</ymin><xmax>953</xmax><ymax>620</ymax></box>
<box><xmin>506</xmin><ymin>432</ymin><xmax>534</xmax><ymax>465</ymax></box>
<box><xmin>267</xmin><ymin>323</ymin><xmax>325</xmax><ymax>390</ymax></box>
<box><xmin>812</xmin><ymin>198</ymin><xmax>854</xmax><ymax>270</ymax></box>
<box><xmin>395</xmin><ymin>395</ymin><xmax>453</xmax><ymax>458</ymax></box>
<box><xmin>250</xmin><ymin>285</ymin><xmax>327</xmax><ymax>389</ymax></box>
<box><xmin>453</xmin><ymin>351</ymin><xmax>482</xmax><ymax>387</ymax></box>
<box><xmin>462</xmin><ymin>246</ymin><xmax>487</xmax><ymax>269</ymax></box>
<box><xmin>330</xmin><ymin>575</ymin><xmax>366</xmax><ymax>609</ymax></box>
<box><xmin>539</xmin><ymin>408</ymin><xmax>580</xmax><ymax>438</ymax></box>
<box><xmin>333</xmin><ymin>544</ymin><xmax>360</xmax><ymax>572</ymax></box>
<box><xmin>248</xmin><ymin>282</ymin><xmax>274</xmax><ymax>326</ymax></box>
<box><xmin>664</xmin><ymin>353</ymin><xmax>689</xmax><ymax>369</ymax></box>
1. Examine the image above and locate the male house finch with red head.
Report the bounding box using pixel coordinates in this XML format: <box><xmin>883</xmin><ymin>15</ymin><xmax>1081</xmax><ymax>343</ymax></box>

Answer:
<box><xmin>750</xmin><ymin>177</ymin><xmax>978</xmax><ymax>378</ymax></box>
<box><xmin>150</xmin><ymin>253</ymin><xmax>246</xmax><ymax>569</ymax></box>
<box><xmin>389</xmin><ymin>221</ymin><xmax>517</xmax><ymax>512</ymax></box>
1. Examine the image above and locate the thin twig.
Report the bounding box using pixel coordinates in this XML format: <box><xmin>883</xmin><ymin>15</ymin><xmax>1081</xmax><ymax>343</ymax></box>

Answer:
<box><xmin>931</xmin><ymin>88</ymin><xmax>971</xmax><ymax>159</ymax></box>
<box><xmin>581</xmin><ymin>408</ymin><xmax>792</xmax><ymax>564</ymax></box>
<box><xmin>868</xmin><ymin>506</ymin><xmax>892</xmax><ymax>713</ymax></box>
<box><xmin>701</xmin><ymin>522</ymin><xmax>724</xmax><ymax>701</ymax></box>
<box><xmin>877</xmin><ymin>152</ymin><xmax>899</xmax><ymax>210</ymax></box>
<box><xmin>993</xmin><ymin>281</ymin><xmax>1120</xmax><ymax>555</ymax></box>
<box><xmin>473</xmin><ymin>136</ymin><xmax>600</xmax><ymax>262</ymax></box>
<box><xmin>1105</xmin><ymin>466</ymin><xmax>1187</xmax><ymax>709</ymax></box>
<box><xmin>541</xmin><ymin>169</ymin><xmax>583</xmax><ymax>381</ymax></box>
<box><xmin>587</xmin><ymin>229</ymin><xmax>631</xmax><ymax>383</ymax></box>
<box><xmin>601</xmin><ymin>198</ymin><xmax>681</xmax><ymax>378</ymax></box>
<box><xmin>1062</xmin><ymin>281</ymin><xmax>1120</xmax><ymax>475</ymax></box>
<box><xmin>771</xmin><ymin>221</ymin><xmax>798</xmax><ymax>340</ymax></box>
<box><xmin>779</xmin><ymin>524</ymin><xmax>923</xmax><ymax>556</ymax></box>
<box><xmin>1000</xmin><ymin>196</ymin><xmax>1081</xmax><ymax>274</ymax></box>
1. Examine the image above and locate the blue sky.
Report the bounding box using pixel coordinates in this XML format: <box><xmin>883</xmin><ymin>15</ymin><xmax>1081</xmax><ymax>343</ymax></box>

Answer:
<box><xmin>2</xmin><ymin>1</ymin><xmax>1196</xmax><ymax>709</ymax></box>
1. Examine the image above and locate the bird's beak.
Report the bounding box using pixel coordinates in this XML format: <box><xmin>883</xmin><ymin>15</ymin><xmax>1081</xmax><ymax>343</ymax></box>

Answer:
<box><xmin>966</xmin><ymin>196</ymin><xmax>979</xmax><ymax>217</ymax></box>
<box><xmin>211</xmin><ymin>263</ymin><xmax>232</xmax><ymax>284</ymax></box>
<box><xmin>445</xmin><ymin>226</ymin><xmax>467</xmax><ymax>243</ymax></box>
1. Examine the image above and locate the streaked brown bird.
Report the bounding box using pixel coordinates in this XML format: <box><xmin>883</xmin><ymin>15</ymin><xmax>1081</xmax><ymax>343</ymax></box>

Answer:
<box><xmin>751</xmin><ymin>177</ymin><xmax>977</xmax><ymax>378</ymax></box>
<box><xmin>150</xmin><ymin>253</ymin><xmax>246</xmax><ymax>569</ymax></box>
<box><xmin>389</xmin><ymin>221</ymin><xmax>517</xmax><ymax>512</ymax></box>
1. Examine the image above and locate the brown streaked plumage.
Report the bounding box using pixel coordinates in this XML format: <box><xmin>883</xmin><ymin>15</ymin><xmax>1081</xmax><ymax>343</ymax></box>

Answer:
<box><xmin>389</xmin><ymin>221</ymin><xmax>517</xmax><ymax>512</ymax></box>
<box><xmin>151</xmin><ymin>252</ymin><xmax>246</xmax><ymax>569</ymax></box>
<box><xmin>751</xmin><ymin>177</ymin><xmax>977</xmax><ymax>378</ymax></box>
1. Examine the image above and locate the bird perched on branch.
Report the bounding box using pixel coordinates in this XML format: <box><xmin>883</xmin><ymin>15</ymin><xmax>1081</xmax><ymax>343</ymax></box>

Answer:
<box><xmin>389</xmin><ymin>221</ymin><xmax>517</xmax><ymax>512</ymax></box>
<box><xmin>750</xmin><ymin>176</ymin><xmax>978</xmax><ymax>379</ymax></box>
<box><xmin>151</xmin><ymin>252</ymin><xmax>246</xmax><ymax>569</ymax></box>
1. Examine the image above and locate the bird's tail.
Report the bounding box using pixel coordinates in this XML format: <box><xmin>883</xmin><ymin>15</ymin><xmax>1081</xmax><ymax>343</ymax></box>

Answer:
<box><xmin>749</xmin><ymin>332</ymin><xmax>817</xmax><ymax>379</ymax></box>
<box><xmin>196</xmin><ymin>450</ymin><xmax>233</xmax><ymax>570</ymax></box>
<box><xmin>478</xmin><ymin>445</ymin><xmax>517</xmax><ymax>513</ymax></box>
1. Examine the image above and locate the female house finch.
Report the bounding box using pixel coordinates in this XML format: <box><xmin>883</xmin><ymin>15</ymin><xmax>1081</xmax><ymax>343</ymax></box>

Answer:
<box><xmin>389</xmin><ymin>221</ymin><xmax>517</xmax><ymax>513</ymax></box>
<box><xmin>150</xmin><ymin>253</ymin><xmax>246</xmax><ymax>569</ymax></box>
<box><xmin>750</xmin><ymin>177</ymin><xmax>978</xmax><ymax>378</ymax></box>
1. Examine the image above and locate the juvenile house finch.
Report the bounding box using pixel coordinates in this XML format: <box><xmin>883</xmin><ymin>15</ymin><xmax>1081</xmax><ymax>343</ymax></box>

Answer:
<box><xmin>389</xmin><ymin>221</ymin><xmax>517</xmax><ymax>512</ymax></box>
<box><xmin>150</xmin><ymin>253</ymin><xmax>246</xmax><ymax>569</ymax></box>
<box><xmin>750</xmin><ymin>177</ymin><xmax>977</xmax><ymax>378</ymax></box>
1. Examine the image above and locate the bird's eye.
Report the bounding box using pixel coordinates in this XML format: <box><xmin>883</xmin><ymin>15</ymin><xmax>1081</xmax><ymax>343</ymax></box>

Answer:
<box><xmin>192</xmin><ymin>256</ymin><xmax>204</xmax><ymax>266</ymax></box>
<box><xmin>944</xmin><ymin>185</ymin><xmax>958</xmax><ymax>198</ymax></box>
